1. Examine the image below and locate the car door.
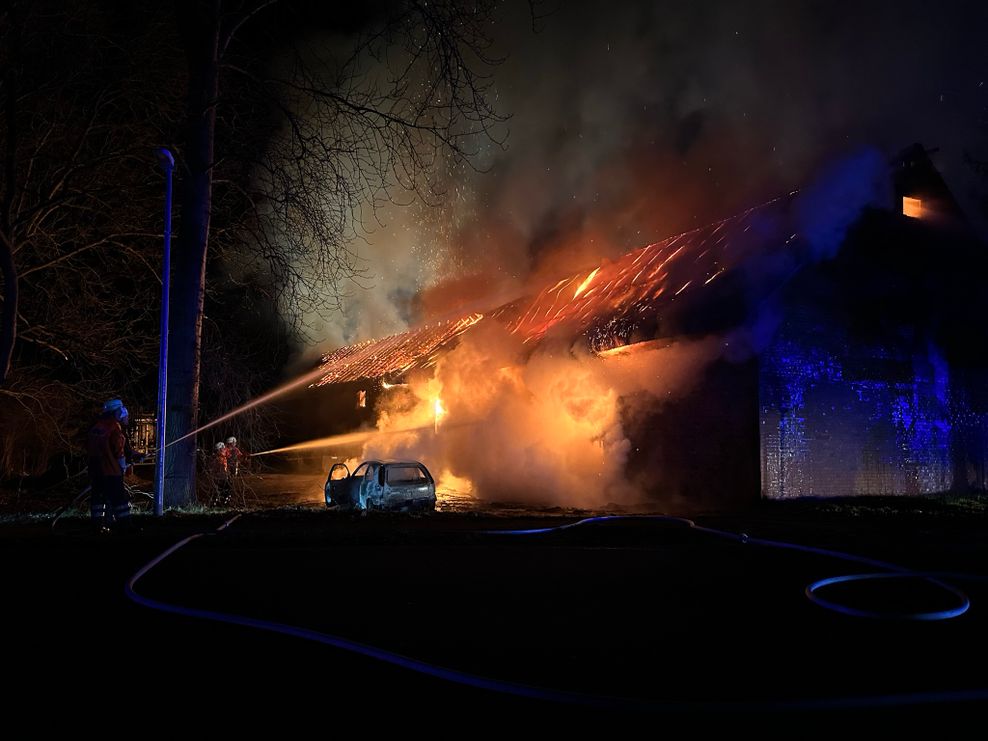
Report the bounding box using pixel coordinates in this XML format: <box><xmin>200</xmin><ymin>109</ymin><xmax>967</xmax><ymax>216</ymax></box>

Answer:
<box><xmin>350</xmin><ymin>462</ymin><xmax>371</xmax><ymax>508</ymax></box>
<box><xmin>326</xmin><ymin>463</ymin><xmax>350</xmax><ymax>506</ymax></box>
<box><xmin>359</xmin><ymin>463</ymin><xmax>381</xmax><ymax>508</ymax></box>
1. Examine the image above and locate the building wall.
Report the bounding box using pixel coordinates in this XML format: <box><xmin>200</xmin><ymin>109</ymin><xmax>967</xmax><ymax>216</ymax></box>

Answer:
<box><xmin>760</xmin><ymin>311</ymin><xmax>988</xmax><ymax>498</ymax></box>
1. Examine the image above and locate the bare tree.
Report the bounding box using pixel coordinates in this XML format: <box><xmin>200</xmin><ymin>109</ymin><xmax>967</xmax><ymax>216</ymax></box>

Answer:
<box><xmin>0</xmin><ymin>3</ymin><xmax>179</xmax><ymax>475</ymax></box>
<box><xmin>0</xmin><ymin>3</ymin><xmax>22</xmax><ymax>386</ymax></box>
<box><xmin>164</xmin><ymin>0</ymin><xmax>508</xmax><ymax>505</ymax></box>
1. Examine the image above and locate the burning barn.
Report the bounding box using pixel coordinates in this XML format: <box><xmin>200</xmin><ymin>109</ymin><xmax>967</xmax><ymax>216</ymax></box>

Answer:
<box><xmin>300</xmin><ymin>144</ymin><xmax>988</xmax><ymax>505</ymax></box>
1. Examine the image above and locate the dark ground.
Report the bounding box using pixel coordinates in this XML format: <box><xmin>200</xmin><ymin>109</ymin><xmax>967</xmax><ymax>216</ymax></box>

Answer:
<box><xmin>2</xmin><ymin>480</ymin><xmax>987</xmax><ymax>729</ymax></box>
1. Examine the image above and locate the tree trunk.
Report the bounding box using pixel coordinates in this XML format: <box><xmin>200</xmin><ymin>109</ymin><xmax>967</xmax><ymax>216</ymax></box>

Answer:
<box><xmin>164</xmin><ymin>0</ymin><xmax>220</xmax><ymax>507</ymax></box>
<box><xmin>0</xmin><ymin>7</ymin><xmax>19</xmax><ymax>387</ymax></box>
<box><xmin>0</xmin><ymin>237</ymin><xmax>15</xmax><ymax>387</ymax></box>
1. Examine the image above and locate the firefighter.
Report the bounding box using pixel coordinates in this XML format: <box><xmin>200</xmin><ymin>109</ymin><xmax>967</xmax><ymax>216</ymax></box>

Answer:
<box><xmin>211</xmin><ymin>441</ymin><xmax>229</xmax><ymax>474</ymax></box>
<box><xmin>209</xmin><ymin>441</ymin><xmax>232</xmax><ymax>505</ymax></box>
<box><xmin>87</xmin><ymin>399</ymin><xmax>133</xmax><ymax>534</ymax></box>
<box><xmin>224</xmin><ymin>436</ymin><xmax>248</xmax><ymax>476</ymax></box>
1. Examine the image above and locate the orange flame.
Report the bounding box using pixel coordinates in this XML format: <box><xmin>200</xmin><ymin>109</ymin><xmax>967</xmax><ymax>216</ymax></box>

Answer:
<box><xmin>434</xmin><ymin>396</ymin><xmax>446</xmax><ymax>433</ymax></box>
<box><xmin>573</xmin><ymin>267</ymin><xmax>600</xmax><ymax>299</ymax></box>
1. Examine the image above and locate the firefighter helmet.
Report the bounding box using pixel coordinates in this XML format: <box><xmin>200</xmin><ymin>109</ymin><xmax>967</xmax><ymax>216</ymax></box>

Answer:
<box><xmin>102</xmin><ymin>398</ymin><xmax>128</xmax><ymax>421</ymax></box>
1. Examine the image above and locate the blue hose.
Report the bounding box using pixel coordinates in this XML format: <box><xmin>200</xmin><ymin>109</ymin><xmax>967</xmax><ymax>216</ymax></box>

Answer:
<box><xmin>487</xmin><ymin>514</ymin><xmax>987</xmax><ymax>621</ymax></box>
<box><xmin>126</xmin><ymin>513</ymin><xmax>988</xmax><ymax>711</ymax></box>
<box><xmin>805</xmin><ymin>573</ymin><xmax>971</xmax><ymax>621</ymax></box>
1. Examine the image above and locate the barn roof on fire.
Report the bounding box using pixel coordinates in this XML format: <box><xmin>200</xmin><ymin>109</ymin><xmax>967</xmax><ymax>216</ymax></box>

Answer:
<box><xmin>310</xmin><ymin>191</ymin><xmax>811</xmax><ymax>387</ymax></box>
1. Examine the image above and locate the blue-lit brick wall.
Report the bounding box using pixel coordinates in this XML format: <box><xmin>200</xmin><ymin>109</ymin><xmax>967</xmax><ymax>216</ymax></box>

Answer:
<box><xmin>760</xmin><ymin>312</ymin><xmax>988</xmax><ymax>498</ymax></box>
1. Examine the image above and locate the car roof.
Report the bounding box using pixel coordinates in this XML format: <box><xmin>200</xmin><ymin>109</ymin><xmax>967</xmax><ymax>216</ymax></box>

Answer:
<box><xmin>359</xmin><ymin>459</ymin><xmax>428</xmax><ymax>467</ymax></box>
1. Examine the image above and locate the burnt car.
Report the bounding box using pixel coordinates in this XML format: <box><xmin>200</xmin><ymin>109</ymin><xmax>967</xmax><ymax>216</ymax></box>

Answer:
<box><xmin>325</xmin><ymin>459</ymin><xmax>437</xmax><ymax>512</ymax></box>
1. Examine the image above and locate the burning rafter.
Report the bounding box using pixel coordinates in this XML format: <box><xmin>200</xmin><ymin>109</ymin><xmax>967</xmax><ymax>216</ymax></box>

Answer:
<box><xmin>311</xmin><ymin>314</ymin><xmax>484</xmax><ymax>386</ymax></box>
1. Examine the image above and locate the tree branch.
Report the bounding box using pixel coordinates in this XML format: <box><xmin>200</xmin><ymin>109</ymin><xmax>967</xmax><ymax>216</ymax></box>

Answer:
<box><xmin>219</xmin><ymin>0</ymin><xmax>279</xmax><ymax>60</ymax></box>
<box><xmin>19</xmin><ymin>232</ymin><xmax>160</xmax><ymax>279</ymax></box>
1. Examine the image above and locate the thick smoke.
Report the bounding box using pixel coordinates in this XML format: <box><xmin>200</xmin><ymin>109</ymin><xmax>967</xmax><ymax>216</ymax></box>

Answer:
<box><xmin>362</xmin><ymin>321</ymin><xmax>720</xmax><ymax>506</ymax></box>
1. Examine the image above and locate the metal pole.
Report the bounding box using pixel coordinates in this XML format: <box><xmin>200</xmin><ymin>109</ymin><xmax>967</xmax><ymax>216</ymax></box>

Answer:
<box><xmin>153</xmin><ymin>148</ymin><xmax>175</xmax><ymax>517</ymax></box>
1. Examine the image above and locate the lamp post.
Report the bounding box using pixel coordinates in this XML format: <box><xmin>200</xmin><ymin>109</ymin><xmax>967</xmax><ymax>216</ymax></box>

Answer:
<box><xmin>153</xmin><ymin>148</ymin><xmax>174</xmax><ymax>517</ymax></box>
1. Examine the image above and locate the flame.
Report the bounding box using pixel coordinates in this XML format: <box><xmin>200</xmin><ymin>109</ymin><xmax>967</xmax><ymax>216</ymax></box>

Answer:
<box><xmin>436</xmin><ymin>469</ymin><xmax>473</xmax><ymax>494</ymax></box>
<box><xmin>434</xmin><ymin>396</ymin><xmax>446</xmax><ymax>433</ymax></box>
<box><xmin>596</xmin><ymin>344</ymin><xmax>633</xmax><ymax>358</ymax></box>
<box><xmin>573</xmin><ymin>267</ymin><xmax>600</xmax><ymax>299</ymax></box>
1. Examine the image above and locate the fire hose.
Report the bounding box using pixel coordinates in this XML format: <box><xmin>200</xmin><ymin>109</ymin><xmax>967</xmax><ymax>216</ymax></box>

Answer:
<box><xmin>125</xmin><ymin>513</ymin><xmax>988</xmax><ymax>711</ymax></box>
<box><xmin>483</xmin><ymin>515</ymin><xmax>979</xmax><ymax>621</ymax></box>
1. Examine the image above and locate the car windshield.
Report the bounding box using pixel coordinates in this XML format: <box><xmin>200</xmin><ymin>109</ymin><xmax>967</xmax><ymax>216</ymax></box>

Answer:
<box><xmin>387</xmin><ymin>465</ymin><xmax>427</xmax><ymax>484</ymax></box>
<box><xmin>352</xmin><ymin>463</ymin><xmax>370</xmax><ymax>479</ymax></box>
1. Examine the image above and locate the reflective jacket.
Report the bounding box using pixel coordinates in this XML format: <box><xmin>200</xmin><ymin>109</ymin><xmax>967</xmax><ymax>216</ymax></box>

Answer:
<box><xmin>88</xmin><ymin>415</ymin><xmax>126</xmax><ymax>476</ymax></box>
<box><xmin>210</xmin><ymin>448</ymin><xmax>229</xmax><ymax>476</ymax></box>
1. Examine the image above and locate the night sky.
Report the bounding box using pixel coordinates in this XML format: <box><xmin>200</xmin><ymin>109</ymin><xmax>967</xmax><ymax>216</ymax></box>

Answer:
<box><xmin>312</xmin><ymin>0</ymin><xmax>988</xmax><ymax>348</ymax></box>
